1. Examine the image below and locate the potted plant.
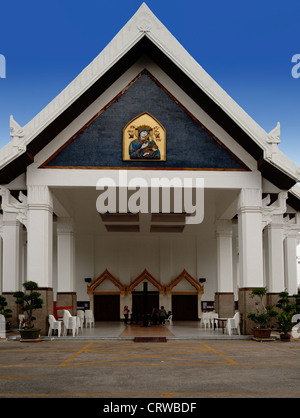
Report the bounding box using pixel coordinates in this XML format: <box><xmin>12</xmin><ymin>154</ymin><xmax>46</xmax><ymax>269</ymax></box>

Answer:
<box><xmin>13</xmin><ymin>281</ymin><xmax>44</xmax><ymax>341</ymax></box>
<box><xmin>247</xmin><ymin>287</ymin><xmax>278</xmax><ymax>339</ymax></box>
<box><xmin>0</xmin><ymin>295</ymin><xmax>12</xmax><ymax>333</ymax></box>
<box><xmin>276</xmin><ymin>291</ymin><xmax>296</xmax><ymax>341</ymax></box>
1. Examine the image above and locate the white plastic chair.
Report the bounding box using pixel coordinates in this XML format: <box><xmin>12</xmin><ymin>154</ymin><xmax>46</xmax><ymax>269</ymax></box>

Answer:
<box><xmin>85</xmin><ymin>310</ymin><xmax>94</xmax><ymax>328</ymax></box>
<box><xmin>166</xmin><ymin>314</ymin><xmax>173</xmax><ymax>325</ymax></box>
<box><xmin>76</xmin><ymin>315</ymin><xmax>82</xmax><ymax>332</ymax></box>
<box><xmin>18</xmin><ymin>314</ymin><xmax>25</xmax><ymax>329</ymax></box>
<box><xmin>201</xmin><ymin>312</ymin><xmax>211</xmax><ymax>328</ymax></box>
<box><xmin>226</xmin><ymin>312</ymin><xmax>240</xmax><ymax>335</ymax></box>
<box><xmin>77</xmin><ymin>310</ymin><xmax>85</xmax><ymax>327</ymax></box>
<box><xmin>48</xmin><ymin>314</ymin><xmax>62</xmax><ymax>337</ymax></box>
<box><xmin>210</xmin><ymin>313</ymin><xmax>218</xmax><ymax>328</ymax></box>
<box><xmin>62</xmin><ymin>310</ymin><xmax>78</xmax><ymax>336</ymax></box>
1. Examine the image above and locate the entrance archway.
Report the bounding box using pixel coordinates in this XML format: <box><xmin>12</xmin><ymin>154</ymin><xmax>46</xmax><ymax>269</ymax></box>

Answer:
<box><xmin>127</xmin><ymin>269</ymin><xmax>164</xmax><ymax>322</ymax></box>
<box><xmin>166</xmin><ymin>270</ymin><xmax>204</xmax><ymax>320</ymax></box>
<box><xmin>87</xmin><ymin>269</ymin><xmax>125</xmax><ymax>320</ymax></box>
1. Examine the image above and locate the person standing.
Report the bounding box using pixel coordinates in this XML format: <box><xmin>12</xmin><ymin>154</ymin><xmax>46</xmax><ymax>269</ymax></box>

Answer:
<box><xmin>123</xmin><ymin>305</ymin><xmax>130</xmax><ymax>325</ymax></box>
<box><xmin>158</xmin><ymin>306</ymin><xmax>168</xmax><ymax>325</ymax></box>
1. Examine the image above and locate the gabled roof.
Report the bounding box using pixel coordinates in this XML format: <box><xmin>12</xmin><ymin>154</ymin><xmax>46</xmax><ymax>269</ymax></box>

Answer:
<box><xmin>166</xmin><ymin>269</ymin><xmax>204</xmax><ymax>294</ymax></box>
<box><xmin>87</xmin><ymin>269</ymin><xmax>125</xmax><ymax>294</ymax></box>
<box><xmin>1</xmin><ymin>3</ymin><xmax>299</xmax><ymax>191</ymax></box>
<box><xmin>127</xmin><ymin>269</ymin><xmax>164</xmax><ymax>293</ymax></box>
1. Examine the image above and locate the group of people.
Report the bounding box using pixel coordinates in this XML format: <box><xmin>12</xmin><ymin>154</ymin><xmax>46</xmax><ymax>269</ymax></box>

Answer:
<box><xmin>123</xmin><ymin>305</ymin><xmax>172</xmax><ymax>325</ymax></box>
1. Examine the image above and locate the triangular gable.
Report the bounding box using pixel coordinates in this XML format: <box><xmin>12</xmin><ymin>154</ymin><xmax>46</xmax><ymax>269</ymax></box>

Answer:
<box><xmin>166</xmin><ymin>270</ymin><xmax>204</xmax><ymax>294</ymax></box>
<box><xmin>87</xmin><ymin>269</ymin><xmax>125</xmax><ymax>294</ymax></box>
<box><xmin>0</xmin><ymin>3</ymin><xmax>298</xmax><ymax>191</ymax></box>
<box><xmin>41</xmin><ymin>71</ymin><xmax>248</xmax><ymax>171</ymax></box>
<box><xmin>128</xmin><ymin>269</ymin><xmax>164</xmax><ymax>293</ymax></box>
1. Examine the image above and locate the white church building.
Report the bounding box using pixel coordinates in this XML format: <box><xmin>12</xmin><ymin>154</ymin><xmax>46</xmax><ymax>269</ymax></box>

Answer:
<box><xmin>0</xmin><ymin>4</ymin><xmax>299</xmax><ymax>335</ymax></box>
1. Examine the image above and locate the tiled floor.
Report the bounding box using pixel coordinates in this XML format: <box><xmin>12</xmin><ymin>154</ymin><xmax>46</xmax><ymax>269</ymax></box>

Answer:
<box><xmin>36</xmin><ymin>321</ymin><xmax>252</xmax><ymax>340</ymax></box>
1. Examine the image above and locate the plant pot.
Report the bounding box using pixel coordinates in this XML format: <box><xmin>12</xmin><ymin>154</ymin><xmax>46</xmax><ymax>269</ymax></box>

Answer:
<box><xmin>280</xmin><ymin>333</ymin><xmax>291</xmax><ymax>341</ymax></box>
<box><xmin>252</xmin><ymin>328</ymin><xmax>272</xmax><ymax>339</ymax></box>
<box><xmin>19</xmin><ymin>329</ymin><xmax>41</xmax><ymax>341</ymax></box>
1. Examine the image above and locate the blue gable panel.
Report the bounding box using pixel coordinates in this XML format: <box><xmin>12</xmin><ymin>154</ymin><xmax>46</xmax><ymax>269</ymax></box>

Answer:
<box><xmin>44</xmin><ymin>73</ymin><xmax>246</xmax><ymax>170</ymax></box>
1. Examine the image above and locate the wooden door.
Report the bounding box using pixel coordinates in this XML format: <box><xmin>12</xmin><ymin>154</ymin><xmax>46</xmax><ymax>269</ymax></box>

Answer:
<box><xmin>171</xmin><ymin>295</ymin><xmax>198</xmax><ymax>320</ymax></box>
<box><xmin>132</xmin><ymin>292</ymin><xmax>159</xmax><ymax>321</ymax></box>
<box><xmin>94</xmin><ymin>295</ymin><xmax>120</xmax><ymax>321</ymax></box>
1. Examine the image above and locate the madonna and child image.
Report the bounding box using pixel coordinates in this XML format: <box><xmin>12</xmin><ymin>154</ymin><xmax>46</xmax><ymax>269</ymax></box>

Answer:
<box><xmin>129</xmin><ymin>128</ymin><xmax>161</xmax><ymax>159</ymax></box>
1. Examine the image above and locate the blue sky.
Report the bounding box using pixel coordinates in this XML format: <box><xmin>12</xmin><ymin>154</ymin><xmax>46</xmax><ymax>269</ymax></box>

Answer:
<box><xmin>0</xmin><ymin>0</ymin><xmax>299</xmax><ymax>167</ymax></box>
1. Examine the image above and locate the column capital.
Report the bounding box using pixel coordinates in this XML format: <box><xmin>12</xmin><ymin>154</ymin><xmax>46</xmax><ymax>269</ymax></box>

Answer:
<box><xmin>238</xmin><ymin>188</ymin><xmax>262</xmax><ymax>211</ymax></box>
<box><xmin>57</xmin><ymin>217</ymin><xmax>74</xmax><ymax>234</ymax></box>
<box><xmin>266</xmin><ymin>214</ymin><xmax>285</xmax><ymax>230</ymax></box>
<box><xmin>215</xmin><ymin>219</ymin><xmax>232</xmax><ymax>237</ymax></box>
<box><xmin>27</xmin><ymin>185</ymin><xmax>53</xmax><ymax>213</ymax></box>
<box><xmin>2</xmin><ymin>210</ymin><xmax>20</xmax><ymax>226</ymax></box>
<box><xmin>283</xmin><ymin>213</ymin><xmax>300</xmax><ymax>238</ymax></box>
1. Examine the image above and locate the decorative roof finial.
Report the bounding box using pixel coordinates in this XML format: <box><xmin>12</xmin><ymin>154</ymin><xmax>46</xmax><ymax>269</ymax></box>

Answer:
<box><xmin>267</xmin><ymin>122</ymin><xmax>280</xmax><ymax>144</ymax></box>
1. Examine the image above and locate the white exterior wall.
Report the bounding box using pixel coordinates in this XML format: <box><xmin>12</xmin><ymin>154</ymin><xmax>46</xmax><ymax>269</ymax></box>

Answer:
<box><xmin>75</xmin><ymin>232</ymin><xmax>217</xmax><ymax>302</ymax></box>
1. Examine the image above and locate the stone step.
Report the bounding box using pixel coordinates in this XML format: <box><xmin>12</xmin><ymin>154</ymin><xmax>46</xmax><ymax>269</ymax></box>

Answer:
<box><xmin>134</xmin><ymin>337</ymin><xmax>167</xmax><ymax>342</ymax></box>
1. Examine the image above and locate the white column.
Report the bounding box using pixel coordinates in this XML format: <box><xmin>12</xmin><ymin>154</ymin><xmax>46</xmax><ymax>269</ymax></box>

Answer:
<box><xmin>232</xmin><ymin>223</ymin><xmax>239</xmax><ymax>297</ymax></box>
<box><xmin>57</xmin><ymin>217</ymin><xmax>75</xmax><ymax>292</ymax></box>
<box><xmin>284</xmin><ymin>231</ymin><xmax>298</xmax><ymax>295</ymax></box>
<box><xmin>265</xmin><ymin>215</ymin><xmax>285</xmax><ymax>292</ymax></box>
<box><xmin>216</xmin><ymin>219</ymin><xmax>233</xmax><ymax>292</ymax></box>
<box><xmin>2</xmin><ymin>211</ymin><xmax>22</xmax><ymax>292</ymax></box>
<box><xmin>238</xmin><ymin>188</ymin><xmax>264</xmax><ymax>288</ymax></box>
<box><xmin>297</xmin><ymin>242</ymin><xmax>300</xmax><ymax>287</ymax></box>
<box><xmin>27</xmin><ymin>186</ymin><xmax>53</xmax><ymax>288</ymax></box>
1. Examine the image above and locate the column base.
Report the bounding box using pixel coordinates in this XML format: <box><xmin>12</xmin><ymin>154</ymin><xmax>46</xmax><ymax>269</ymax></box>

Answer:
<box><xmin>56</xmin><ymin>292</ymin><xmax>77</xmax><ymax>316</ymax></box>
<box><xmin>2</xmin><ymin>293</ymin><xmax>20</xmax><ymax>329</ymax></box>
<box><xmin>35</xmin><ymin>288</ymin><xmax>54</xmax><ymax>336</ymax></box>
<box><xmin>238</xmin><ymin>288</ymin><xmax>268</xmax><ymax>335</ymax></box>
<box><xmin>214</xmin><ymin>292</ymin><xmax>234</xmax><ymax>318</ymax></box>
<box><xmin>4</xmin><ymin>289</ymin><xmax>54</xmax><ymax>336</ymax></box>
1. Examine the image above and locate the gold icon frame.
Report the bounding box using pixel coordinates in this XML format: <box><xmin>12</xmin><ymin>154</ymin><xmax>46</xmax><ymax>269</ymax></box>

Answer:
<box><xmin>123</xmin><ymin>112</ymin><xmax>166</xmax><ymax>161</ymax></box>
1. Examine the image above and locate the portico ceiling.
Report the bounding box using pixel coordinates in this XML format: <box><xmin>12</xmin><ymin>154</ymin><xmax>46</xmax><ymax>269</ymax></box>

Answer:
<box><xmin>51</xmin><ymin>187</ymin><xmax>239</xmax><ymax>235</ymax></box>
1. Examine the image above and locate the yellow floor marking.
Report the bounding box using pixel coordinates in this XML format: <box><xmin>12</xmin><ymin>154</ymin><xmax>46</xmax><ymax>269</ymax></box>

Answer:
<box><xmin>82</xmin><ymin>352</ymin><xmax>216</xmax><ymax>363</ymax></box>
<box><xmin>198</xmin><ymin>342</ymin><xmax>239</xmax><ymax>365</ymax></box>
<box><xmin>85</xmin><ymin>347</ymin><xmax>210</xmax><ymax>352</ymax></box>
<box><xmin>60</xmin><ymin>342</ymin><xmax>94</xmax><ymax>366</ymax></box>
<box><xmin>63</xmin><ymin>358</ymin><xmax>225</xmax><ymax>367</ymax></box>
<box><xmin>1</xmin><ymin>360</ymin><xmax>300</xmax><ymax>369</ymax></box>
<box><xmin>52</xmin><ymin>362</ymin><xmax>233</xmax><ymax>368</ymax></box>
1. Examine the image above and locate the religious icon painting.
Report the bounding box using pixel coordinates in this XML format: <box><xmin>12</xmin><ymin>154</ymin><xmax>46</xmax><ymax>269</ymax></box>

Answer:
<box><xmin>123</xmin><ymin>112</ymin><xmax>166</xmax><ymax>161</ymax></box>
